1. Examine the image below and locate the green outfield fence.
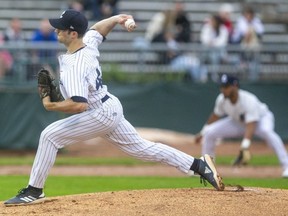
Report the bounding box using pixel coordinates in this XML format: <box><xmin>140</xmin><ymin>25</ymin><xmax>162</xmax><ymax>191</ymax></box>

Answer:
<box><xmin>0</xmin><ymin>80</ymin><xmax>287</xmax><ymax>149</ymax></box>
<box><xmin>0</xmin><ymin>42</ymin><xmax>288</xmax><ymax>149</ymax></box>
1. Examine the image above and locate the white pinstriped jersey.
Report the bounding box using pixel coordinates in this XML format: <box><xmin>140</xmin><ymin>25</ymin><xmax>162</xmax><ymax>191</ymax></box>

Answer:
<box><xmin>214</xmin><ymin>89</ymin><xmax>269</xmax><ymax>123</ymax></box>
<box><xmin>28</xmin><ymin>29</ymin><xmax>196</xmax><ymax>189</ymax></box>
<box><xmin>58</xmin><ymin>30</ymin><xmax>108</xmax><ymax>110</ymax></box>
<box><xmin>203</xmin><ymin>89</ymin><xmax>288</xmax><ymax>170</ymax></box>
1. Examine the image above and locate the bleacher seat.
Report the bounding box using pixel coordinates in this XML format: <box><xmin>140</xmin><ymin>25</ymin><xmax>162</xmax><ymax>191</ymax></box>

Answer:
<box><xmin>0</xmin><ymin>0</ymin><xmax>287</xmax><ymax>78</ymax></box>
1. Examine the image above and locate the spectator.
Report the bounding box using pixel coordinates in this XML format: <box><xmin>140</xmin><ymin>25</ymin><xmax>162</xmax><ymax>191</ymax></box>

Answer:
<box><xmin>218</xmin><ymin>3</ymin><xmax>234</xmax><ymax>43</ymax></box>
<box><xmin>3</xmin><ymin>18</ymin><xmax>26</xmax><ymax>43</ymax></box>
<box><xmin>2</xmin><ymin>18</ymin><xmax>28</xmax><ymax>80</ymax></box>
<box><xmin>232</xmin><ymin>6</ymin><xmax>264</xmax><ymax>45</ymax></box>
<box><xmin>195</xmin><ymin>74</ymin><xmax>288</xmax><ymax>178</ymax></box>
<box><xmin>31</xmin><ymin>18</ymin><xmax>57</xmax><ymax>46</ymax></box>
<box><xmin>232</xmin><ymin>6</ymin><xmax>264</xmax><ymax>81</ymax></box>
<box><xmin>145</xmin><ymin>1</ymin><xmax>192</xmax><ymax>45</ymax></box>
<box><xmin>0</xmin><ymin>51</ymin><xmax>13</xmax><ymax>79</ymax></box>
<box><xmin>200</xmin><ymin>14</ymin><xmax>229</xmax><ymax>82</ymax></box>
<box><xmin>68</xmin><ymin>0</ymin><xmax>85</xmax><ymax>13</ymax></box>
<box><xmin>173</xmin><ymin>0</ymin><xmax>192</xmax><ymax>43</ymax></box>
<box><xmin>30</xmin><ymin>19</ymin><xmax>58</xmax><ymax>78</ymax></box>
<box><xmin>82</xmin><ymin>0</ymin><xmax>119</xmax><ymax>20</ymax></box>
<box><xmin>144</xmin><ymin>1</ymin><xmax>206</xmax><ymax>82</ymax></box>
<box><xmin>148</xmin><ymin>9</ymin><xmax>178</xmax><ymax>63</ymax></box>
<box><xmin>0</xmin><ymin>33</ymin><xmax>13</xmax><ymax>79</ymax></box>
<box><xmin>145</xmin><ymin>9</ymin><xmax>173</xmax><ymax>45</ymax></box>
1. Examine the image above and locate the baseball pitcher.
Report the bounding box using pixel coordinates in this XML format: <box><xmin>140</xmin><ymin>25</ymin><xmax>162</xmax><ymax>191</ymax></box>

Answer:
<box><xmin>4</xmin><ymin>9</ymin><xmax>224</xmax><ymax>206</ymax></box>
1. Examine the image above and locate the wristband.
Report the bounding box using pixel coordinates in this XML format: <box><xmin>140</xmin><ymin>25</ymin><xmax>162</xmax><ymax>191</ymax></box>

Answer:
<box><xmin>241</xmin><ymin>138</ymin><xmax>251</xmax><ymax>149</ymax></box>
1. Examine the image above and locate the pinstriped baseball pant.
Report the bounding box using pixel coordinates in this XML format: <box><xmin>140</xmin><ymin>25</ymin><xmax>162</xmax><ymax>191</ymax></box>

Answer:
<box><xmin>202</xmin><ymin>113</ymin><xmax>288</xmax><ymax>169</ymax></box>
<box><xmin>29</xmin><ymin>95</ymin><xmax>195</xmax><ymax>188</ymax></box>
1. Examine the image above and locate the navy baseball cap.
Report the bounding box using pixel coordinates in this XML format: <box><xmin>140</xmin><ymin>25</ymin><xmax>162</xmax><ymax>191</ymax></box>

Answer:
<box><xmin>49</xmin><ymin>9</ymin><xmax>88</xmax><ymax>35</ymax></box>
<box><xmin>219</xmin><ymin>74</ymin><xmax>239</xmax><ymax>87</ymax></box>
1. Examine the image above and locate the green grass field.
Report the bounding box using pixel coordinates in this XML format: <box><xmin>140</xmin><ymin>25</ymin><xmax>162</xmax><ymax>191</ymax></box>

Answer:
<box><xmin>0</xmin><ymin>155</ymin><xmax>286</xmax><ymax>201</ymax></box>
<box><xmin>1</xmin><ymin>176</ymin><xmax>287</xmax><ymax>201</ymax></box>
<box><xmin>0</xmin><ymin>154</ymin><xmax>281</xmax><ymax>166</ymax></box>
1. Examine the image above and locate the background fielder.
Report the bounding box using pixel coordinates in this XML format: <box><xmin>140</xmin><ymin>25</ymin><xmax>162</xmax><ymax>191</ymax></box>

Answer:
<box><xmin>4</xmin><ymin>9</ymin><xmax>224</xmax><ymax>206</ymax></box>
<box><xmin>195</xmin><ymin>74</ymin><xmax>288</xmax><ymax>178</ymax></box>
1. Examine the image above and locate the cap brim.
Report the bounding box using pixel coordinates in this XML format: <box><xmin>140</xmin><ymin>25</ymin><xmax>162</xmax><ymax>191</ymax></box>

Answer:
<box><xmin>49</xmin><ymin>18</ymin><xmax>67</xmax><ymax>30</ymax></box>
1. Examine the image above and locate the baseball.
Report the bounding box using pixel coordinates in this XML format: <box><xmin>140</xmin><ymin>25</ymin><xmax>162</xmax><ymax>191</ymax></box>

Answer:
<box><xmin>125</xmin><ymin>18</ymin><xmax>136</xmax><ymax>31</ymax></box>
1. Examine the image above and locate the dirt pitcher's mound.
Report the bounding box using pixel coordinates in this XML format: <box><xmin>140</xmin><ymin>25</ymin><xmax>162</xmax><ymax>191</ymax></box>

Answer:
<box><xmin>2</xmin><ymin>188</ymin><xmax>288</xmax><ymax>216</ymax></box>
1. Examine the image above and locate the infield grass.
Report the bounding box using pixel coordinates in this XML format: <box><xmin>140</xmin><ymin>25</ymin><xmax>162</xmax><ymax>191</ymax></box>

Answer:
<box><xmin>0</xmin><ymin>154</ymin><xmax>281</xmax><ymax>166</ymax></box>
<box><xmin>0</xmin><ymin>154</ymin><xmax>286</xmax><ymax>201</ymax></box>
<box><xmin>0</xmin><ymin>175</ymin><xmax>287</xmax><ymax>201</ymax></box>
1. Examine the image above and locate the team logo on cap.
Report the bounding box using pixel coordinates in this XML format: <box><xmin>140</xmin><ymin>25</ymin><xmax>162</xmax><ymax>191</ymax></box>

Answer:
<box><xmin>60</xmin><ymin>11</ymin><xmax>65</xmax><ymax>18</ymax></box>
<box><xmin>221</xmin><ymin>74</ymin><xmax>228</xmax><ymax>83</ymax></box>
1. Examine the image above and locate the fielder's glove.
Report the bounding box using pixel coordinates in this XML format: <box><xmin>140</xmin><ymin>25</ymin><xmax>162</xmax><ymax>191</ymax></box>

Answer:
<box><xmin>232</xmin><ymin>149</ymin><xmax>251</xmax><ymax>166</ymax></box>
<box><xmin>37</xmin><ymin>68</ymin><xmax>64</xmax><ymax>102</ymax></box>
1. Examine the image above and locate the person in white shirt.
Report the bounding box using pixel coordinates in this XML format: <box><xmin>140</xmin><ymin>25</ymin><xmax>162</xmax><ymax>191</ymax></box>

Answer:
<box><xmin>232</xmin><ymin>6</ymin><xmax>264</xmax><ymax>45</ymax></box>
<box><xmin>200</xmin><ymin>14</ymin><xmax>229</xmax><ymax>48</ymax></box>
<box><xmin>195</xmin><ymin>74</ymin><xmax>288</xmax><ymax>178</ymax></box>
<box><xmin>232</xmin><ymin>6</ymin><xmax>264</xmax><ymax>81</ymax></box>
<box><xmin>200</xmin><ymin>14</ymin><xmax>229</xmax><ymax>82</ymax></box>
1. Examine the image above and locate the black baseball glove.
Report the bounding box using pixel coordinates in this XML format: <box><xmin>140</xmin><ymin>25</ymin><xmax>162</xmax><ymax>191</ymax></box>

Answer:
<box><xmin>232</xmin><ymin>149</ymin><xmax>251</xmax><ymax>166</ymax></box>
<box><xmin>37</xmin><ymin>68</ymin><xmax>64</xmax><ymax>102</ymax></box>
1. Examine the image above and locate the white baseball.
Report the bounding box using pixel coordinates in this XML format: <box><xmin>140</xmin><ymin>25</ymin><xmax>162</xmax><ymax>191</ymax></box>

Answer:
<box><xmin>125</xmin><ymin>18</ymin><xmax>136</xmax><ymax>31</ymax></box>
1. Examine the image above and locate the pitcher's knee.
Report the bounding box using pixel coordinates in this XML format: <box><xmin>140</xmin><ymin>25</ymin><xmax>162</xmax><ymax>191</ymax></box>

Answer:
<box><xmin>39</xmin><ymin>128</ymin><xmax>59</xmax><ymax>149</ymax></box>
<box><xmin>40</xmin><ymin>128</ymin><xmax>52</xmax><ymax>140</ymax></box>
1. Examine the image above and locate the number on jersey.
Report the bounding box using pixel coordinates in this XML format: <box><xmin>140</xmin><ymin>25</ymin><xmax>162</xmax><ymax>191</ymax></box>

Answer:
<box><xmin>96</xmin><ymin>68</ymin><xmax>103</xmax><ymax>90</ymax></box>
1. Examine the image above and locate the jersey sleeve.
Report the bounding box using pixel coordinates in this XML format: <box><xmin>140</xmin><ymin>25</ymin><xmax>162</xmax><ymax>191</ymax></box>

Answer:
<box><xmin>243</xmin><ymin>96</ymin><xmax>261</xmax><ymax>123</ymax></box>
<box><xmin>214</xmin><ymin>94</ymin><xmax>225</xmax><ymax>116</ymax></box>
<box><xmin>83</xmin><ymin>30</ymin><xmax>104</xmax><ymax>49</ymax></box>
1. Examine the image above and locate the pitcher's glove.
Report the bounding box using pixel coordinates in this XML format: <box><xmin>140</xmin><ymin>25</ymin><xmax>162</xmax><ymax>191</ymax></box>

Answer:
<box><xmin>37</xmin><ymin>68</ymin><xmax>64</xmax><ymax>102</ymax></box>
<box><xmin>232</xmin><ymin>149</ymin><xmax>251</xmax><ymax>166</ymax></box>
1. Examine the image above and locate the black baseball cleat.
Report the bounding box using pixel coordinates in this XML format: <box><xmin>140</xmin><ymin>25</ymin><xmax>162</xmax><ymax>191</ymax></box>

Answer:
<box><xmin>197</xmin><ymin>154</ymin><xmax>225</xmax><ymax>191</ymax></box>
<box><xmin>4</xmin><ymin>187</ymin><xmax>45</xmax><ymax>206</ymax></box>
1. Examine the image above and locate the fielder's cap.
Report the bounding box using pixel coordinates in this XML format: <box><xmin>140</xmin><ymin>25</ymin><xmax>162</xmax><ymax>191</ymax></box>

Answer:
<box><xmin>219</xmin><ymin>74</ymin><xmax>239</xmax><ymax>87</ymax></box>
<box><xmin>49</xmin><ymin>9</ymin><xmax>88</xmax><ymax>35</ymax></box>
